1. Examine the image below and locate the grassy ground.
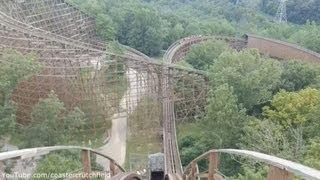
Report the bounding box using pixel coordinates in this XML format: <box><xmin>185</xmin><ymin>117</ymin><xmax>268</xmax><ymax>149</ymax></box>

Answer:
<box><xmin>124</xmin><ymin>97</ymin><xmax>162</xmax><ymax>170</ymax></box>
<box><xmin>177</xmin><ymin>122</ymin><xmax>202</xmax><ymax>142</ymax></box>
<box><xmin>125</xmin><ymin>135</ymin><xmax>162</xmax><ymax>170</ymax></box>
<box><xmin>79</xmin><ymin>64</ymin><xmax>128</xmax><ymax>148</ymax></box>
<box><xmin>5</xmin><ymin>62</ymin><xmax>128</xmax><ymax>149</ymax></box>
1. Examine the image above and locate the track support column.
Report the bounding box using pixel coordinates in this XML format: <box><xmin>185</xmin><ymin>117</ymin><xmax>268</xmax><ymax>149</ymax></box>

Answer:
<box><xmin>188</xmin><ymin>162</ymin><xmax>197</xmax><ymax>180</ymax></box>
<box><xmin>267</xmin><ymin>166</ymin><xmax>293</xmax><ymax>180</ymax></box>
<box><xmin>110</xmin><ymin>160</ymin><xmax>117</xmax><ymax>176</ymax></box>
<box><xmin>82</xmin><ymin>149</ymin><xmax>91</xmax><ymax>180</ymax></box>
<box><xmin>208</xmin><ymin>151</ymin><xmax>219</xmax><ymax>180</ymax></box>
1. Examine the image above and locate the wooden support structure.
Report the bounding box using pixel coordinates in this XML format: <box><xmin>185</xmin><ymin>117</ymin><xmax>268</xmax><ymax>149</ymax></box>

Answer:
<box><xmin>267</xmin><ymin>166</ymin><xmax>293</xmax><ymax>180</ymax></box>
<box><xmin>188</xmin><ymin>162</ymin><xmax>197</xmax><ymax>180</ymax></box>
<box><xmin>81</xmin><ymin>150</ymin><xmax>91</xmax><ymax>180</ymax></box>
<box><xmin>208</xmin><ymin>151</ymin><xmax>219</xmax><ymax>180</ymax></box>
<box><xmin>182</xmin><ymin>174</ymin><xmax>187</xmax><ymax>180</ymax></box>
<box><xmin>110</xmin><ymin>160</ymin><xmax>117</xmax><ymax>177</ymax></box>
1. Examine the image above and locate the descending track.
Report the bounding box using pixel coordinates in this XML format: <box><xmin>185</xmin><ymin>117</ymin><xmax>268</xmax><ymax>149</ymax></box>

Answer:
<box><xmin>162</xmin><ymin>36</ymin><xmax>214</xmax><ymax>177</ymax></box>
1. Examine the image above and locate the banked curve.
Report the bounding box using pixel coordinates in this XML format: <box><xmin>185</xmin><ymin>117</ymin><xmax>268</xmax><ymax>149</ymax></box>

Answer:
<box><xmin>163</xmin><ymin>35</ymin><xmax>320</xmax><ymax>178</ymax></box>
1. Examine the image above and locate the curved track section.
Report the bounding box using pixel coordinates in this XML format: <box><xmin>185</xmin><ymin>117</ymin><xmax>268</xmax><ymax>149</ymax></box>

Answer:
<box><xmin>162</xmin><ymin>36</ymin><xmax>214</xmax><ymax>176</ymax></box>
<box><xmin>163</xmin><ymin>35</ymin><xmax>320</xmax><ymax>178</ymax></box>
<box><xmin>162</xmin><ymin>36</ymin><xmax>218</xmax><ymax>176</ymax></box>
<box><xmin>164</xmin><ymin>36</ymin><xmax>247</xmax><ymax>64</ymax></box>
<box><xmin>162</xmin><ymin>36</ymin><xmax>208</xmax><ymax>176</ymax></box>
<box><xmin>246</xmin><ymin>34</ymin><xmax>320</xmax><ymax>63</ymax></box>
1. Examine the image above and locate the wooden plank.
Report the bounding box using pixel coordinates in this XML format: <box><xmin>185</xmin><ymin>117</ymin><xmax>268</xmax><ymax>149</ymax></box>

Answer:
<box><xmin>81</xmin><ymin>150</ymin><xmax>91</xmax><ymax>180</ymax></box>
<box><xmin>110</xmin><ymin>160</ymin><xmax>117</xmax><ymax>176</ymax></box>
<box><xmin>188</xmin><ymin>162</ymin><xmax>197</xmax><ymax>180</ymax></box>
<box><xmin>267</xmin><ymin>166</ymin><xmax>293</xmax><ymax>180</ymax></box>
<box><xmin>208</xmin><ymin>152</ymin><xmax>219</xmax><ymax>180</ymax></box>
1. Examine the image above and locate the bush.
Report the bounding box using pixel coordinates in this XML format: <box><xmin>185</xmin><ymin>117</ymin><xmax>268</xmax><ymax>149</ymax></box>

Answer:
<box><xmin>185</xmin><ymin>40</ymin><xmax>230</xmax><ymax>70</ymax></box>
<box><xmin>0</xmin><ymin>50</ymin><xmax>40</xmax><ymax>136</ymax></box>
<box><xmin>23</xmin><ymin>91</ymin><xmax>87</xmax><ymax>147</ymax></box>
<box><xmin>211</xmin><ymin>49</ymin><xmax>282</xmax><ymax>111</ymax></box>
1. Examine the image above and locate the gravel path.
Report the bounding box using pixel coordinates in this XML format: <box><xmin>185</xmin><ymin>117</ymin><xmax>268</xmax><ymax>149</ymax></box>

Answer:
<box><xmin>96</xmin><ymin>68</ymin><xmax>146</xmax><ymax>171</ymax></box>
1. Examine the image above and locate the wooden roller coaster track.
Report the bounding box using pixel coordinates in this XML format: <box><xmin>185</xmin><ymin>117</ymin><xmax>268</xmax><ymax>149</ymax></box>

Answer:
<box><xmin>1</xmin><ymin>1</ymin><xmax>320</xmax><ymax>180</ymax></box>
<box><xmin>162</xmin><ymin>35</ymin><xmax>320</xmax><ymax>179</ymax></box>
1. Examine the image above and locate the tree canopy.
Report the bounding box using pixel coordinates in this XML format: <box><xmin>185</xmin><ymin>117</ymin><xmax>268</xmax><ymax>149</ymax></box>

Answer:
<box><xmin>210</xmin><ymin>49</ymin><xmax>282</xmax><ymax>111</ymax></box>
<box><xmin>23</xmin><ymin>91</ymin><xmax>87</xmax><ymax>147</ymax></box>
<box><xmin>185</xmin><ymin>40</ymin><xmax>230</xmax><ymax>70</ymax></box>
<box><xmin>0</xmin><ymin>50</ymin><xmax>40</xmax><ymax>136</ymax></box>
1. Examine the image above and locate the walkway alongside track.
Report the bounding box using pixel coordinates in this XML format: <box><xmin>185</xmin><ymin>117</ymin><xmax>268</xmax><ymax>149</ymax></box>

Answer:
<box><xmin>96</xmin><ymin>68</ymin><xmax>147</xmax><ymax>170</ymax></box>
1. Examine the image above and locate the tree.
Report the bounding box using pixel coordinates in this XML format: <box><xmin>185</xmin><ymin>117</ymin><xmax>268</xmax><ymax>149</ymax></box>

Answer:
<box><xmin>117</xmin><ymin>6</ymin><xmax>164</xmax><ymax>56</ymax></box>
<box><xmin>279</xmin><ymin>61</ymin><xmax>319</xmax><ymax>92</ymax></box>
<box><xmin>241</xmin><ymin>119</ymin><xmax>294</xmax><ymax>158</ymax></box>
<box><xmin>95</xmin><ymin>14</ymin><xmax>116</xmax><ymax>41</ymax></box>
<box><xmin>179</xmin><ymin>134</ymin><xmax>206</xmax><ymax>167</ymax></box>
<box><xmin>263</xmin><ymin>88</ymin><xmax>319</xmax><ymax>128</ymax></box>
<box><xmin>23</xmin><ymin>91</ymin><xmax>87</xmax><ymax>147</ymax></box>
<box><xmin>161</xmin><ymin>13</ymin><xmax>188</xmax><ymax>48</ymax></box>
<box><xmin>241</xmin><ymin>88</ymin><xmax>320</xmax><ymax>164</ymax></box>
<box><xmin>230</xmin><ymin>166</ymin><xmax>267</xmax><ymax>180</ymax></box>
<box><xmin>202</xmin><ymin>84</ymin><xmax>247</xmax><ymax>148</ymax></box>
<box><xmin>304</xmin><ymin>137</ymin><xmax>320</xmax><ymax>170</ymax></box>
<box><xmin>260</xmin><ymin>22</ymin><xmax>296</xmax><ymax>41</ymax></box>
<box><xmin>260</xmin><ymin>0</ymin><xmax>320</xmax><ymax>24</ymax></box>
<box><xmin>199</xmin><ymin>18</ymin><xmax>236</xmax><ymax>36</ymax></box>
<box><xmin>289</xmin><ymin>21</ymin><xmax>320</xmax><ymax>53</ymax></box>
<box><xmin>241</xmin><ymin>117</ymin><xmax>309</xmax><ymax>163</ymax></box>
<box><xmin>263</xmin><ymin>88</ymin><xmax>320</xmax><ymax>148</ymax></box>
<box><xmin>287</xmin><ymin>0</ymin><xmax>320</xmax><ymax>24</ymax></box>
<box><xmin>163</xmin><ymin>23</ymin><xmax>185</xmax><ymax>48</ymax></box>
<box><xmin>0</xmin><ymin>50</ymin><xmax>40</xmax><ymax>103</ymax></box>
<box><xmin>211</xmin><ymin>49</ymin><xmax>282</xmax><ymax>111</ymax></box>
<box><xmin>184</xmin><ymin>40</ymin><xmax>230</xmax><ymax>70</ymax></box>
<box><xmin>0</xmin><ymin>50</ymin><xmax>40</xmax><ymax>136</ymax></box>
<box><xmin>33</xmin><ymin>153</ymin><xmax>82</xmax><ymax>180</ymax></box>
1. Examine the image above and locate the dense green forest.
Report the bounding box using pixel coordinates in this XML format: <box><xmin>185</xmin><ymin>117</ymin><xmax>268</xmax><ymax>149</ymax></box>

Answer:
<box><xmin>69</xmin><ymin>0</ymin><xmax>320</xmax><ymax>55</ymax></box>
<box><xmin>261</xmin><ymin>0</ymin><xmax>320</xmax><ymax>24</ymax></box>
<box><xmin>179</xmin><ymin>44</ymin><xmax>320</xmax><ymax>177</ymax></box>
<box><xmin>1</xmin><ymin>0</ymin><xmax>320</xmax><ymax>178</ymax></box>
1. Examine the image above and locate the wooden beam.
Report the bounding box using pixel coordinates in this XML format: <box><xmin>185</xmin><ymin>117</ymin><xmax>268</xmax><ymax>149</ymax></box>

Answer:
<box><xmin>188</xmin><ymin>162</ymin><xmax>197</xmax><ymax>180</ymax></box>
<box><xmin>110</xmin><ymin>160</ymin><xmax>117</xmax><ymax>176</ymax></box>
<box><xmin>267</xmin><ymin>166</ymin><xmax>293</xmax><ymax>180</ymax></box>
<box><xmin>197</xmin><ymin>172</ymin><xmax>224</xmax><ymax>180</ymax></box>
<box><xmin>81</xmin><ymin>150</ymin><xmax>91</xmax><ymax>180</ymax></box>
<box><xmin>182</xmin><ymin>174</ymin><xmax>187</xmax><ymax>180</ymax></box>
<box><xmin>208</xmin><ymin>151</ymin><xmax>219</xmax><ymax>180</ymax></box>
